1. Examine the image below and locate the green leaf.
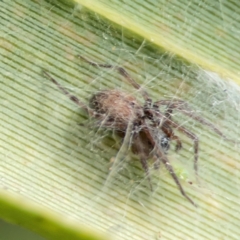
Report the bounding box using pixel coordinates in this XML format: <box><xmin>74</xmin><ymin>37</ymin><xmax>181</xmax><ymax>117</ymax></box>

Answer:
<box><xmin>0</xmin><ymin>189</ymin><xmax>109</xmax><ymax>240</ymax></box>
<box><xmin>0</xmin><ymin>0</ymin><xmax>240</xmax><ymax>239</ymax></box>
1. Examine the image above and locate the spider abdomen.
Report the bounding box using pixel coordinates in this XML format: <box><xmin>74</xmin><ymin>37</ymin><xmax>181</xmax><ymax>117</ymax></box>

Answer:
<box><xmin>90</xmin><ymin>90</ymin><xmax>143</xmax><ymax>129</ymax></box>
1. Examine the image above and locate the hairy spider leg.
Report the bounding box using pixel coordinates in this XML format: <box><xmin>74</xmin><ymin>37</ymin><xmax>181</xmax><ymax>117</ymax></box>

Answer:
<box><xmin>142</xmin><ymin>126</ymin><xmax>196</xmax><ymax>207</ymax></box>
<box><xmin>154</xmin><ymin>99</ymin><xmax>238</xmax><ymax>176</ymax></box>
<box><xmin>132</xmin><ymin>130</ymin><xmax>153</xmax><ymax>191</ymax></box>
<box><xmin>155</xmin><ymin>99</ymin><xmax>236</xmax><ymax>143</ymax></box>
<box><xmin>77</xmin><ymin>55</ymin><xmax>150</xmax><ymax>101</ymax></box>
<box><xmin>159</xmin><ymin>152</ymin><xmax>197</xmax><ymax>207</ymax></box>
<box><xmin>165</xmin><ymin>118</ymin><xmax>199</xmax><ymax>175</ymax></box>
<box><xmin>42</xmin><ymin>70</ymin><xmax>97</xmax><ymax>118</ymax></box>
<box><xmin>169</xmin><ymin>135</ymin><xmax>182</xmax><ymax>152</ymax></box>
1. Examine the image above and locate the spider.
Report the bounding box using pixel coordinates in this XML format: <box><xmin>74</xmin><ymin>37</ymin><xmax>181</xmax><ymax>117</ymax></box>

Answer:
<box><xmin>43</xmin><ymin>56</ymin><xmax>236</xmax><ymax>207</ymax></box>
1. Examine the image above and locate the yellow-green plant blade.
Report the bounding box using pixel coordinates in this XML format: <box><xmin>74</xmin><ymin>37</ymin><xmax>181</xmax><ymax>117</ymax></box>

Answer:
<box><xmin>0</xmin><ymin>189</ymin><xmax>110</xmax><ymax>240</ymax></box>
<box><xmin>0</xmin><ymin>0</ymin><xmax>240</xmax><ymax>240</ymax></box>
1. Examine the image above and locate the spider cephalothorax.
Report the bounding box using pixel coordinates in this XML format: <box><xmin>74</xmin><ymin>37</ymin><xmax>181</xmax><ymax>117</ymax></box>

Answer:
<box><xmin>43</xmin><ymin>56</ymin><xmax>237</xmax><ymax>207</ymax></box>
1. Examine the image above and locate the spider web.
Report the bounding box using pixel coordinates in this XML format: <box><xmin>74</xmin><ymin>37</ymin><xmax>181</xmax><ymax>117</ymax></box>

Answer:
<box><xmin>1</xmin><ymin>0</ymin><xmax>240</xmax><ymax>240</ymax></box>
<box><xmin>61</xmin><ymin>33</ymin><xmax>240</xmax><ymax>240</ymax></box>
<box><xmin>61</xmin><ymin>14</ymin><xmax>240</xmax><ymax>239</ymax></box>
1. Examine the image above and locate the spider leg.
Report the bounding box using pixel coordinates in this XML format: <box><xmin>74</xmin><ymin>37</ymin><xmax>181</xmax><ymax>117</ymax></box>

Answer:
<box><xmin>171</xmin><ymin>135</ymin><xmax>182</xmax><ymax>152</ymax></box>
<box><xmin>77</xmin><ymin>55</ymin><xmax>150</xmax><ymax>101</ymax></box>
<box><xmin>131</xmin><ymin>129</ymin><xmax>153</xmax><ymax>191</ymax></box>
<box><xmin>154</xmin><ymin>99</ymin><xmax>236</xmax><ymax>143</ymax></box>
<box><xmin>42</xmin><ymin>70</ymin><xmax>95</xmax><ymax>117</ymax></box>
<box><xmin>166</xmin><ymin>119</ymin><xmax>199</xmax><ymax>174</ymax></box>
<box><xmin>160</xmin><ymin>153</ymin><xmax>197</xmax><ymax>207</ymax></box>
<box><xmin>142</xmin><ymin>127</ymin><xmax>196</xmax><ymax>206</ymax></box>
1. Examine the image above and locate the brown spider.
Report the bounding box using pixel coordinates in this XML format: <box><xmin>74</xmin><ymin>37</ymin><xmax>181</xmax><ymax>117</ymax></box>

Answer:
<box><xmin>43</xmin><ymin>56</ymin><xmax>237</xmax><ymax>207</ymax></box>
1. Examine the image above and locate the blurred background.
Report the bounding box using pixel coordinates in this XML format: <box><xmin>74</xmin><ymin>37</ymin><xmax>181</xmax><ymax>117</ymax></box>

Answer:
<box><xmin>0</xmin><ymin>219</ymin><xmax>44</xmax><ymax>240</ymax></box>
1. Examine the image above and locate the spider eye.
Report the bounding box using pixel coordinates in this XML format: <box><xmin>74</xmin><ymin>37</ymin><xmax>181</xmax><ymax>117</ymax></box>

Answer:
<box><xmin>161</xmin><ymin>136</ymin><xmax>170</xmax><ymax>152</ymax></box>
